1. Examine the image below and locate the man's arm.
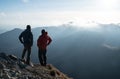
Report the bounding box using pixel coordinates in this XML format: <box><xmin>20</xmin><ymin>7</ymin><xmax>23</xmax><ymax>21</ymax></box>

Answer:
<box><xmin>37</xmin><ymin>36</ymin><xmax>41</xmax><ymax>47</ymax></box>
<box><xmin>47</xmin><ymin>36</ymin><xmax>52</xmax><ymax>45</ymax></box>
<box><xmin>31</xmin><ymin>33</ymin><xmax>33</xmax><ymax>46</ymax></box>
<box><xmin>19</xmin><ymin>32</ymin><xmax>23</xmax><ymax>44</ymax></box>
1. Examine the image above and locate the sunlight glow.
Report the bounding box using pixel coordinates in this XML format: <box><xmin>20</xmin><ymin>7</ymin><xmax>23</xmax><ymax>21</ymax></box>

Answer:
<box><xmin>98</xmin><ymin>0</ymin><xmax>118</xmax><ymax>10</ymax></box>
<box><xmin>0</xmin><ymin>0</ymin><xmax>120</xmax><ymax>29</ymax></box>
<box><xmin>0</xmin><ymin>11</ymin><xmax>120</xmax><ymax>29</ymax></box>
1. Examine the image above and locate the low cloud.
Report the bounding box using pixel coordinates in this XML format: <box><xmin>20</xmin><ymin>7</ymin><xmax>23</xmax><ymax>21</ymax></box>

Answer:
<box><xmin>0</xmin><ymin>12</ymin><xmax>6</xmax><ymax>17</ymax></box>
<box><xmin>102</xmin><ymin>44</ymin><xmax>119</xmax><ymax>50</ymax></box>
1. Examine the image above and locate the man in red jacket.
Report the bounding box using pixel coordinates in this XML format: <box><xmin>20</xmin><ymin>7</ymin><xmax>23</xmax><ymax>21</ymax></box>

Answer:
<box><xmin>37</xmin><ymin>29</ymin><xmax>52</xmax><ymax>66</ymax></box>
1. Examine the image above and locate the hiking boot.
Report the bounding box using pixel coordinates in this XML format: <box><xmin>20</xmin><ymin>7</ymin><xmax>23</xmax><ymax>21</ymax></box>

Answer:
<box><xmin>21</xmin><ymin>59</ymin><xmax>26</xmax><ymax>63</ymax></box>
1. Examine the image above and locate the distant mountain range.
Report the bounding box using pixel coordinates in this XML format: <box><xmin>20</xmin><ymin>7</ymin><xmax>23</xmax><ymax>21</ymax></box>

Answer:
<box><xmin>0</xmin><ymin>24</ymin><xmax>120</xmax><ymax>79</ymax></box>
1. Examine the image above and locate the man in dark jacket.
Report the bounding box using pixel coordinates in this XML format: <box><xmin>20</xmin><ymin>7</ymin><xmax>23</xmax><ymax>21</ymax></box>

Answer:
<box><xmin>19</xmin><ymin>25</ymin><xmax>33</xmax><ymax>65</ymax></box>
<box><xmin>37</xmin><ymin>29</ymin><xmax>52</xmax><ymax>66</ymax></box>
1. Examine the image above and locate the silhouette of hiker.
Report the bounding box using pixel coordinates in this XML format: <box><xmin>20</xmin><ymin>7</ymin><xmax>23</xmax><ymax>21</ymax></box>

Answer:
<box><xmin>37</xmin><ymin>29</ymin><xmax>52</xmax><ymax>66</ymax></box>
<box><xmin>19</xmin><ymin>25</ymin><xmax>33</xmax><ymax>65</ymax></box>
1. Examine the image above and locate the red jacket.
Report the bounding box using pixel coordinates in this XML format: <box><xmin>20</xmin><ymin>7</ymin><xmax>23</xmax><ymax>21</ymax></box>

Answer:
<box><xmin>37</xmin><ymin>32</ymin><xmax>52</xmax><ymax>50</ymax></box>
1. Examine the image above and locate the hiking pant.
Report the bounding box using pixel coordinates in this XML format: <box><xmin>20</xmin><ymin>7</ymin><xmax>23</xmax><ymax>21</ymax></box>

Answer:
<box><xmin>38</xmin><ymin>49</ymin><xmax>47</xmax><ymax>66</ymax></box>
<box><xmin>22</xmin><ymin>44</ymin><xmax>31</xmax><ymax>64</ymax></box>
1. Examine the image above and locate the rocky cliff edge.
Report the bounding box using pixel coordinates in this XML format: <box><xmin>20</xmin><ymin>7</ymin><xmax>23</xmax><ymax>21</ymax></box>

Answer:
<box><xmin>0</xmin><ymin>52</ymin><xmax>72</xmax><ymax>79</ymax></box>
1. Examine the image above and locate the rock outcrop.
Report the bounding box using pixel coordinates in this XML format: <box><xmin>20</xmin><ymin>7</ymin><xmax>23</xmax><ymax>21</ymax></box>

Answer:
<box><xmin>0</xmin><ymin>52</ymin><xmax>72</xmax><ymax>79</ymax></box>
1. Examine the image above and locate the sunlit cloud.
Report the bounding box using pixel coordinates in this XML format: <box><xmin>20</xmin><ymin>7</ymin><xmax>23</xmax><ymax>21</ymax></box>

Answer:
<box><xmin>0</xmin><ymin>12</ymin><xmax>6</xmax><ymax>17</ymax></box>
<box><xmin>0</xmin><ymin>11</ymin><xmax>120</xmax><ymax>29</ymax></box>
<box><xmin>98</xmin><ymin>0</ymin><xmax>119</xmax><ymax>11</ymax></box>
<box><xmin>102</xmin><ymin>44</ymin><xmax>119</xmax><ymax>50</ymax></box>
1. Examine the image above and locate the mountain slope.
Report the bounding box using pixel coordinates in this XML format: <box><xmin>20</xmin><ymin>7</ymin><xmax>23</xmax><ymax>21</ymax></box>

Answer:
<box><xmin>0</xmin><ymin>25</ymin><xmax>120</xmax><ymax>79</ymax></box>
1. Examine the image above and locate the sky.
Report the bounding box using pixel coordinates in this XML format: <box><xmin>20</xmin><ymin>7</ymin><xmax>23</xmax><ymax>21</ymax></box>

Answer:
<box><xmin>0</xmin><ymin>0</ymin><xmax>120</xmax><ymax>30</ymax></box>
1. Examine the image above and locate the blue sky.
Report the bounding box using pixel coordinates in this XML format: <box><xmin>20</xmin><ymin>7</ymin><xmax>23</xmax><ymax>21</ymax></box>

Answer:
<box><xmin>0</xmin><ymin>0</ymin><xmax>120</xmax><ymax>30</ymax></box>
<box><xmin>0</xmin><ymin>0</ymin><xmax>91</xmax><ymax>12</ymax></box>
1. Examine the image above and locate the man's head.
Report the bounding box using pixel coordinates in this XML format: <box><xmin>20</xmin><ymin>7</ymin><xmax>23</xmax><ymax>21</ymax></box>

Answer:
<box><xmin>41</xmin><ymin>29</ymin><xmax>45</xmax><ymax>34</ymax></box>
<box><xmin>26</xmin><ymin>25</ymin><xmax>31</xmax><ymax>30</ymax></box>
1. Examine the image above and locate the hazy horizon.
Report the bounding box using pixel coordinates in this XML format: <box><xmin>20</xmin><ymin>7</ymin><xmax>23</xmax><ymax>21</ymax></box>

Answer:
<box><xmin>0</xmin><ymin>0</ymin><xmax>120</xmax><ymax>30</ymax></box>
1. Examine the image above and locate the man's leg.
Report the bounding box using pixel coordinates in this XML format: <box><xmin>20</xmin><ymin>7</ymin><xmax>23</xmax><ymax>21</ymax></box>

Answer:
<box><xmin>26</xmin><ymin>47</ymin><xmax>31</xmax><ymax>65</ymax></box>
<box><xmin>43</xmin><ymin>49</ymin><xmax>47</xmax><ymax>66</ymax></box>
<box><xmin>38</xmin><ymin>49</ymin><xmax>44</xmax><ymax>65</ymax></box>
<box><xmin>22</xmin><ymin>47</ymin><xmax>27</xmax><ymax>60</ymax></box>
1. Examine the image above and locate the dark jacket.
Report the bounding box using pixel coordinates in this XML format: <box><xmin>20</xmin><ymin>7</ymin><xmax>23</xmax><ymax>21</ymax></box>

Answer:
<box><xmin>19</xmin><ymin>29</ymin><xmax>33</xmax><ymax>46</ymax></box>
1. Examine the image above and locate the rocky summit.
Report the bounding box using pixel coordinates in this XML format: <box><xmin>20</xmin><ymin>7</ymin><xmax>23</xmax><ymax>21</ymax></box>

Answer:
<box><xmin>0</xmin><ymin>52</ymin><xmax>72</xmax><ymax>79</ymax></box>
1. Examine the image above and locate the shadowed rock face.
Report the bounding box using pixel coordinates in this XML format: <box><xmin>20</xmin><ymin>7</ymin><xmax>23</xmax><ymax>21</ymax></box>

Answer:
<box><xmin>0</xmin><ymin>52</ymin><xmax>72</xmax><ymax>79</ymax></box>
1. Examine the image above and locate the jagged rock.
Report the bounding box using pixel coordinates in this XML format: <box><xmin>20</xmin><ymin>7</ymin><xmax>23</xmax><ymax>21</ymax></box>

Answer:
<box><xmin>2</xmin><ymin>73</ymin><xmax>11</xmax><ymax>79</ymax></box>
<box><xmin>17</xmin><ymin>59</ymin><xmax>27</xmax><ymax>69</ymax></box>
<box><xmin>50</xmin><ymin>70</ymin><xmax>56</xmax><ymax>76</ymax></box>
<box><xmin>8</xmin><ymin>55</ymin><xmax>18</xmax><ymax>61</ymax></box>
<box><xmin>0</xmin><ymin>52</ymin><xmax>72</xmax><ymax>79</ymax></box>
<box><xmin>0</xmin><ymin>62</ymin><xmax>5</xmax><ymax>69</ymax></box>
